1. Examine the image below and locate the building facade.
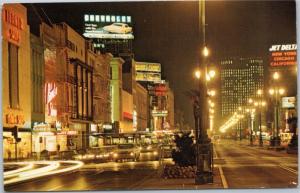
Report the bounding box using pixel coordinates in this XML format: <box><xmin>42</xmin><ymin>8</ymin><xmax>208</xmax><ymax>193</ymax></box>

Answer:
<box><xmin>2</xmin><ymin>4</ymin><xmax>32</xmax><ymax>159</ymax></box>
<box><xmin>135</xmin><ymin>83</ymin><xmax>148</xmax><ymax>131</ymax></box>
<box><xmin>220</xmin><ymin>57</ymin><xmax>264</xmax><ymax>119</ymax></box>
<box><xmin>110</xmin><ymin>57</ymin><xmax>124</xmax><ymax>133</ymax></box>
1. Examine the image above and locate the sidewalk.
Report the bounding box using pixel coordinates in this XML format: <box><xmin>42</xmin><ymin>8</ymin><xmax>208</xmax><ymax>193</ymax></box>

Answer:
<box><xmin>133</xmin><ymin>166</ymin><xmax>224</xmax><ymax>190</ymax></box>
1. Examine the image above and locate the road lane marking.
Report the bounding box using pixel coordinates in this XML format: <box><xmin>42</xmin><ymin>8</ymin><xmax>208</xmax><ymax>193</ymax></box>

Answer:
<box><xmin>279</xmin><ymin>164</ymin><xmax>298</xmax><ymax>175</ymax></box>
<box><xmin>218</xmin><ymin>166</ymin><xmax>228</xmax><ymax>189</ymax></box>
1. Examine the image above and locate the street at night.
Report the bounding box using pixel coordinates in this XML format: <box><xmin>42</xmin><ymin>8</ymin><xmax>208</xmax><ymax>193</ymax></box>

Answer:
<box><xmin>4</xmin><ymin>140</ymin><xmax>298</xmax><ymax>191</ymax></box>
<box><xmin>1</xmin><ymin>0</ymin><xmax>299</xmax><ymax>191</ymax></box>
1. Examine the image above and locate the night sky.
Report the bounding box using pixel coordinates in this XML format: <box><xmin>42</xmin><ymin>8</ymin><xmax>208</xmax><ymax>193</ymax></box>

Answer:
<box><xmin>25</xmin><ymin>1</ymin><xmax>296</xmax><ymax>127</ymax></box>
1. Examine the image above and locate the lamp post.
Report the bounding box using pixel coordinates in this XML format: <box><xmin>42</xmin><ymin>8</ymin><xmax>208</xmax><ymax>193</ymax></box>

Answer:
<box><xmin>246</xmin><ymin>105</ymin><xmax>256</xmax><ymax>146</ymax></box>
<box><xmin>192</xmin><ymin>0</ymin><xmax>213</xmax><ymax>184</ymax></box>
<box><xmin>269</xmin><ymin>72</ymin><xmax>285</xmax><ymax>147</ymax></box>
<box><xmin>254</xmin><ymin>91</ymin><xmax>266</xmax><ymax>147</ymax></box>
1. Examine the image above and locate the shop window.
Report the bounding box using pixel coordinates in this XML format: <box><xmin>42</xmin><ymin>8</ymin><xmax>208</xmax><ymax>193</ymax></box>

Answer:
<box><xmin>8</xmin><ymin>43</ymin><xmax>19</xmax><ymax>109</ymax></box>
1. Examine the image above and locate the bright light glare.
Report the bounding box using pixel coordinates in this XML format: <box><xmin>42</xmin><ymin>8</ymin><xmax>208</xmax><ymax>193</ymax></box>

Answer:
<box><xmin>273</xmin><ymin>72</ymin><xmax>279</xmax><ymax>80</ymax></box>
<box><xmin>195</xmin><ymin>70</ymin><xmax>201</xmax><ymax>79</ymax></box>
<box><xmin>208</xmin><ymin>70</ymin><xmax>216</xmax><ymax>78</ymax></box>
<box><xmin>203</xmin><ymin>46</ymin><xmax>209</xmax><ymax>57</ymax></box>
<box><xmin>279</xmin><ymin>88</ymin><xmax>285</xmax><ymax>95</ymax></box>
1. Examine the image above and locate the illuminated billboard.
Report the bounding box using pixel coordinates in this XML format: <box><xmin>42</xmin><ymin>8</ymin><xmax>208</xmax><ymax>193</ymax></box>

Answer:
<box><xmin>282</xmin><ymin>97</ymin><xmax>296</xmax><ymax>108</ymax></box>
<box><xmin>269</xmin><ymin>44</ymin><xmax>297</xmax><ymax>67</ymax></box>
<box><xmin>135</xmin><ymin>62</ymin><xmax>161</xmax><ymax>72</ymax></box>
<box><xmin>83</xmin><ymin>14</ymin><xmax>134</xmax><ymax>39</ymax></box>
<box><xmin>136</xmin><ymin>72</ymin><xmax>161</xmax><ymax>82</ymax></box>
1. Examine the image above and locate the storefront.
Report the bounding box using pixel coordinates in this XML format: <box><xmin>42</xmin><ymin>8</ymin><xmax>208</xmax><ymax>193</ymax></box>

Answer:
<box><xmin>3</xmin><ymin>128</ymin><xmax>31</xmax><ymax>160</ymax></box>
<box><xmin>32</xmin><ymin>123</ymin><xmax>57</xmax><ymax>153</ymax></box>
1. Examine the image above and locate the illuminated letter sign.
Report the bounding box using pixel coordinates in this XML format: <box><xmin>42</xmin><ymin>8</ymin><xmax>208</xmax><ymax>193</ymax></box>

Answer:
<box><xmin>2</xmin><ymin>7</ymin><xmax>24</xmax><ymax>45</ymax></box>
<box><xmin>45</xmin><ymin>83</ymin><xmax>57</xmax><ymax>116</ymax></box>
<box><xmin>269</xmin><ymin>44</ymin><xmax>297</xmax><ymax>67</ymax></box>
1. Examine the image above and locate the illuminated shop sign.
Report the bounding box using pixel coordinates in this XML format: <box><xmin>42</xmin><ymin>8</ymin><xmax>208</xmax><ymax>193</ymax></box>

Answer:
<box><xmin>90</xmin><ymin>124</ymin><xmax>98</xmax><ymax>132</ymax></box>
<box><xmin>136</xmin><ymin>72</ymin><xmax>161</xmax><ymax>82</ymax></box>
<box><xmin>45</xmin><ymin>82</ymin><xmax>57</xmax><ymax>116</ymax></box>
<box><xmin>123</xmin><ymin>112</ymin><xmax>133</xmax><ymax>120</ymax></box>
<box><xmin>135</xmin><ymin>62</ymin><xmax>161</xmax><ymax>72</ymax></box>
<box><xmin>282</xmin><ymin>97</ymin><xmax>296</xmax><ymax>108</ymax></box>
<box><xmin>269</xmin><ymin>44</ymin><xmax>297</xmax><ymax>67</ymax></box>
<box><xmin>103</xmin><ymin>124</ymin><xmax>112</xmax><ymax>130</ymax></box>
<box><xmin>2</xmin><ymin>7</ymin><xmax>24</xmax><ymax>45</ymax></box>
<box><xmin>152</xmin><ymin>110</ymin><xmax>168</xmax><ymax>117</ymax></box>
<box><xmin>57</xmin><ymin>131</ymin><xmax>78</xmax><ymax>135</ymax></box>
<box><xmin>154</xmin><ymin>84</ymin><xmax>167</xmax><ymax>96</ymax></box>
<box><xmin>83</xmin><ymin>14</ymin><xmax>134</xmax><ymax>39</ymax></box>
<box><xmin>5</xmin><ymin>113</ymin><xmax>25</xmax><ymax>125</ymax></box>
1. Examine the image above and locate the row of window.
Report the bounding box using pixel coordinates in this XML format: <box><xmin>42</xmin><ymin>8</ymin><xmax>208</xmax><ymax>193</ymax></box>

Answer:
<box><xmin>84</xmin><ymin>14</ymin><xmax>132</xmax><ymax>23</ymax></box>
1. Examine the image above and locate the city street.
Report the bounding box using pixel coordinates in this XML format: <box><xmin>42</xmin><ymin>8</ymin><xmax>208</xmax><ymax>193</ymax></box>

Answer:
<box><xmin>215</xmin><ymin>140</ymin><xmax>298</xmax><ymax>188</ymax></box>
<box><xmin>4</xmin><ymin>140</ymin><xmax>298</xmax><ymax>191</ymax></box>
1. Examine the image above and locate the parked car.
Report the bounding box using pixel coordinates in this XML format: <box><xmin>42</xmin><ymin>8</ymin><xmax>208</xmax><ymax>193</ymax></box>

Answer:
<box><xmin>113</xmin><ymin>144</ymin><xmax>140</xmax><ymax>162</ymax></box>
<box><xmin>103</xmin><ymin>23</ymin><xmax>132</xmax><ymax>34</ymax></box>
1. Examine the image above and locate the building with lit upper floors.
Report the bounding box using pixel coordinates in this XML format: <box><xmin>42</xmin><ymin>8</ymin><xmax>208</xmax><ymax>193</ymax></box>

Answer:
<box><xmin>220</xmin><ymin>57</ymin><xmax>264</xmax><ymax>120</ymax></box>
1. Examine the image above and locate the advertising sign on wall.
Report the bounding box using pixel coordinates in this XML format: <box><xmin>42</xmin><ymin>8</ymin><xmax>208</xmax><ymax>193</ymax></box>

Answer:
<box><xmin>83</xmin><ymin>14</ymin><xmax>134</xmax><ymax>39</ymax></box>
<box><xmin>269</xmin><ymin>44</ymin><xmax>297</xmax><ymax>67</ymax></box>
<box><xmin>135</xmin><ymin>62</ymin><xmax>161</xmax><ymax>72</ymax></box>
<box><xmin>136</xmin><ymin>72</ymin><xmax>161</xmax><ymax>82</ymax></box>
<box><xmin>282</xmin><ymin>97</ymin><xmax>296</xmax><ymax>108</ymax></box>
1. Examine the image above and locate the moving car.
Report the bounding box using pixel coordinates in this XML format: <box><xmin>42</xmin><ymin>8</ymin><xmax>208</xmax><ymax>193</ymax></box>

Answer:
<box><xmin>113</xmin><ymin>144</ymin><xmax>140</xmax><ymax>162</ymax></box>
<box><xmin>139</xmin><ymin>143</ymin><xmax>160</xmax><ymax>161</ymax></box>
<box><xmin>103</xmin><ymin>23</ymin><xmax>132</xmax><ymax>34</ymax></box>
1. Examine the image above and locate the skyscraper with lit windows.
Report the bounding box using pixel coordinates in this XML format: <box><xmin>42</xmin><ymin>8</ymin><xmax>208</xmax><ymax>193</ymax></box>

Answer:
<box><xmin>220</xmin><ymin>58</ymin><xmax>264</xmax><ymax>119</ymax></box>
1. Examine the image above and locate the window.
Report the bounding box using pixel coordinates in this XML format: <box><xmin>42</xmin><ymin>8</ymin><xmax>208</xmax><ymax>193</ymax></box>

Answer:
<box><xmin>101</xmin><ymin>15</ymin><xmax>105</xmax><ymax>22</ymax></box>
<box><xmin>84</xmin><ymin>14</ymin><xmax>89</xmax><ymax>22</ymax></box>
<box><xmin>8</xmin><ymin>43</ymin><xmax>19</xmax><ymax>109</ymax></box>
<box><xmin>95</xmin><ymin>15</ymin><xmax>100</xmax><ymax>22</ymax></box>
<box><xmin>127</xmin><ymin>16</ymin><xmax>131</xmax><ymax>23</ymax></box>
<box><xmin>90</xmin><ymin>15</ymin><xmax>94</xmax><ymax>22</ymax></box>
<box><xmin>111</xmin><ymin>15</ymin><xmax>116</xmax><ymax>22</ymax></box>
<box><xmin>106</xmin><ymin>15</ymin><xmax>110</xmax><ymax>22</ymax></box>
<box><xmin>121</xmin><ymin>16</ymin><xmax>126</xmax><ymax>22</ymax></box>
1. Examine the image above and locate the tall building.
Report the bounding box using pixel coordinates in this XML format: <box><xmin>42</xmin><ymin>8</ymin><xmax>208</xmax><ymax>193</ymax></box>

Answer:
<box><xmin>2</xmin><ymin>4</ymin><xmax>32</xmax><ymax>159</ymax></box>
<box><xmin>220</xmin><ymin>57</ymin><xmax>264</xmax><ymax>119</ymax></box>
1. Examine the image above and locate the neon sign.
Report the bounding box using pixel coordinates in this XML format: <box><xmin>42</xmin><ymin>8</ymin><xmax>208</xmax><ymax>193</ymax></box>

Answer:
<box><xmin>3</xmin><ymin>7</ymin><xmax>24</xmax><ymax>45</ymax></box>
<box><xmin>45</xmin><ymin>83</ymin><xmax>57</xmax><ymax>116</ymax></box>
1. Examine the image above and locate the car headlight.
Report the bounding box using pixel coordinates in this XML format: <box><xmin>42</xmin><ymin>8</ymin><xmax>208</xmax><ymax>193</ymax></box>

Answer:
<box><xmin>130</xmin><ymin>152</ymin><xmax>134</xmax><ymax>156</ymax></box>
<box><xmin>153</xmin><ymin>151</ymin><xmax>158</xmax><ymax>155</ymax></box>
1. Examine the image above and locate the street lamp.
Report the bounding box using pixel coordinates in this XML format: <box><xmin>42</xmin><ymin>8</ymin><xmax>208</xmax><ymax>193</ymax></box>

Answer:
<box><xmin>254</xmin><ymin>94</ymin><xmax>266</xmax><ymax>147</ymax></box>
<box><xmin>269</xmin><ymin>86</ymin><xmax>285</xmax><ymax>147</ymax></box>
<box><xmin>195</xmin><ymin>70</ymin><xmax>201</xmax><ymax>79</ymax></box>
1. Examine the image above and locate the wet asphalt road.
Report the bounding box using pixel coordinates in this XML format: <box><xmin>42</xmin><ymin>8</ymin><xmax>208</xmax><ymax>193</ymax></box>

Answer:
<box><xmin>4</xmin><ymin>140</ymin><xmax>298</xmax><ymax>191</ymax></box>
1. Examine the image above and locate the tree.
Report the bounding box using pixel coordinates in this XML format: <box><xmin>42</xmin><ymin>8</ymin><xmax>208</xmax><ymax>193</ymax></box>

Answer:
<box><xmin>171</xmin><ymin>132</ymin><xmax>196</xmax><ymax>166</ymax></box>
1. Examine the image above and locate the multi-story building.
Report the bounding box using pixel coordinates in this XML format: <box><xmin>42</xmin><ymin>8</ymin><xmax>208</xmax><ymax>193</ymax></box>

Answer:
<box><xmin>135</xmin><ymin>83</ymin><xmax>148</xmax><ymax>132</ymax></box>
<box><xmin>2</xmin><ymin>4</ymin><xmax>32</xmax><ymax>159</ymax></box>
<box><xmin>166</xmin><ymin>86</ymin><xmax>175</xmax><ymax>130</ymax></box>
<box><xmin>30</xmin><ymin>34</ymin><xmax>45</xmax><ymax>126</ymax></box>
<box><xmin>110</xmin><ymin>57</ymin><xmax>124</xmax><ymax>133</ymax></box>
<box><xmin>220</xmin><ymin>57</ymin><xmax>264</xmax><ymax>119</ymax></box>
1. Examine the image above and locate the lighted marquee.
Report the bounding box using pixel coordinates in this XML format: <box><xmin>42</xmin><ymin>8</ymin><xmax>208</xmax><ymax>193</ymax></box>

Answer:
<box><xmin>136</xmin><ymin>72</ymin><xmax>161</xmax><ymax>82</ymax></box>
<box><xmin>269</xmin><ymin>44</ymin><xmax>297</xmax><ymax>67</ymax></box>
<box><xmin>2</xmin><ymin>6</ymin><xmax>24</xmax><ymax>45</ymax></box>
<box><xmin>83</xmin><ymin>14</ymin><xmax>134</xmax><ymax>39</ymax></box>
<box><xmin>135</xmin><ymin>62</ymin><xmax>161</xmax><ymax>72</ymax></box>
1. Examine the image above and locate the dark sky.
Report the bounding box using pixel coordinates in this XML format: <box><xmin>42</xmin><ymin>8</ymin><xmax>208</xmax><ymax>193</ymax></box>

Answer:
<box><xmin>26</xmin><ymin>1</ymin><xmax>296</xmax><ymax>127</ymax></box>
